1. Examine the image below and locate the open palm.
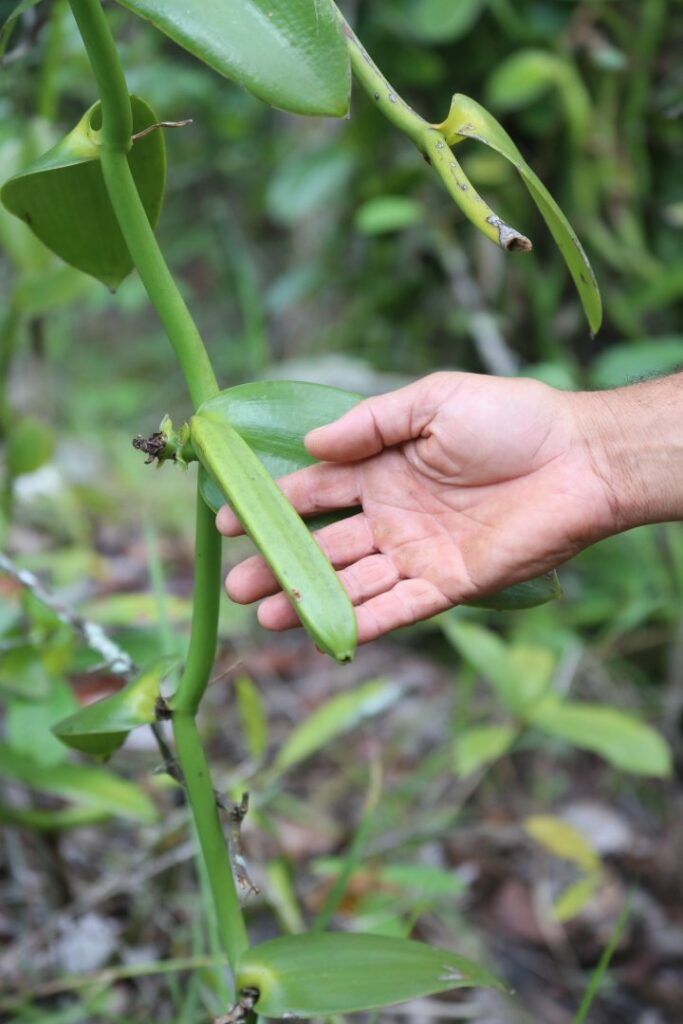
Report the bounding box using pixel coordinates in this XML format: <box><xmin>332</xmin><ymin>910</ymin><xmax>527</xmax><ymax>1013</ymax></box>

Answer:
<box><xmin>217</xmin><ymin>373</ymin><xmax>615</xmax><ymax>644</ymax></box>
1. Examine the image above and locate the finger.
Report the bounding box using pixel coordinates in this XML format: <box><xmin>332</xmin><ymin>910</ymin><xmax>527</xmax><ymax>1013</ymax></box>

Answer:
<box><xmin>216</xmin><ymin>504</ymin><xmax>243</xmax><ymax>537</ymax></box>
<box><xmin>305</xmin><ymin>373</ymin><xmax>459</xmax><ymax>463</ymax></box>
<box><xmin>257</xmin><ymin>553</ymin><xmax>401</xmax><ymax>631</ymax></box>
<box><xmin>225</xmin><ymin>513</ymin><xmax>376</xmax><ymax>604</ymax></box>
<box><xmin>355</xmin><ymin>578</ymin><xmax>451</xmax><ymax>644</ymax></box>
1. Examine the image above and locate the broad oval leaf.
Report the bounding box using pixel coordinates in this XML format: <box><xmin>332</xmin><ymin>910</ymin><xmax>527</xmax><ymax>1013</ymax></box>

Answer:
<box><xmin>235</xmin><ymin>932</ymin><xmax>503</xmax><ymax>1017</ymax></box>
<box><xmin>198</xmin><ymin>380</ymin><xmax>360</xmax><ymax>516</ymax></box>
<box><xmin>1</xmin><ymin>96</ymin><xmax>165</xmax><ymax>288</ymax></box>
<box><xmin>436</xmin><ymin>93</ymin><xmax>602</xmax><ymax>334</ymax></box>
<box><xmin>113</xmin><ymin>0</ymin><xmax>350</xmax><ymax>118</ymax></box>
<box><xmin>0</xmin><ymin>743</ymin><xmax>157</xmax><ymax>823</ymax></box>
<box><xmin>52</xmin><ymin>657</ymin><xmax>174</xmax><ymax>760</ymax></box>
<box><xmin>441</xmin><ymin>617</ymin><xmax>556</xmax><ymax>716</ymax></box>
<box><xmin>530</xmin><ymin>699</ymin><xmax>672</xmax><ymax>777</ymax></box>
<box><xmin>199</xmin><ymin>380</ymin><xmax>561</xmax><ymax>612</ymax></box>
<box><xmin>191</xmin><ymin>407</ymin><xmax>357</xmax><ymax>663</ymax></box>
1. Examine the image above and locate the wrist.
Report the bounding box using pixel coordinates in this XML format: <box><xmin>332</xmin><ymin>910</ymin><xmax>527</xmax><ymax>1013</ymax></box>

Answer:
<box><xmin>570</xmin><ymin>375</ymin><xmax>683</xmax><ymax>534</ymax></box>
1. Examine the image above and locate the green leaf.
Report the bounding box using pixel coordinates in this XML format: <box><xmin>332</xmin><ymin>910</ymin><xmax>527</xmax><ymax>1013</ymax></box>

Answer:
<box><xmin>273</xmin><ymin>678</ymin><xmax>402</xmax><ymax>774</ymax></box>
<box><xmin>6</xmin><ymin>677</ymin><xmax>78</xmax><ymax>766</ymax></box>
<box><xmin>191</xmin><ymin>408</ymin><xmax>357</xmax><ymax>662</ymax></box>
<box><xmin>590</xmin><ymin>336</ymin><xmax>683</xmax><ymax>389</ymax></box>
<box><xmin>0</xmin><ymin>743</ymin><xmax>158</xmax><ymax>822</ymax></box>
<box><xmin>235</xmin><ymin>675</ymin><xmax>268</xmax><ymax>760</ymax></box>
<box><xmin>524</xmin><ymin>815</ymin><xmax>600</xmax><ymax>874</ymax></box>
<box><xmin>0</xmin><ymin>644</ymin><xmax>51</xmax><ymax>700</ymax></box>
<box><xmin>355</xmin><ymin>196</ymin><xmax>423</xmax><ymax>235</ymax></box>
<box><xmin>52</xmin><ymin>658</ymin><xmax>174</xmax><ymax>760</ymax></box>
<box><xmin>197</xmin><ymin>381</ymin><xmax>361</xmax><ymax>516</ymax></box>
<box><xmin>573</xmin><ymin>895</ymin><xmax>633</xmax><ymax>1023</ymax></box>
<box><xmin>15</xmin><ymin>263</ymin><xmax>93</xmax><ymax>317</ymax></box>
<box><xmin>467</xmin><ymin>572</ymin><xmax>562</xmax><ymax>610</ymax></box>
<box><xmin>235</xmin><ymin>932</ymin><xmax>503</xmax><ymax>1017</ymax></box>
<box><xmin>313</xmin><ymin>859</ymin><xmax>468</xmax><ymax>898</ymax></box>
<box><xmin>442</xmin><ymin>618</ymin><xmax>555</xmax><ymax>716</ymax></box>
<box><xmin>0</xmin><ymin>802</ymin><xmax>110</xmax><ymax>831</ymax></box>
<box><xmin>531</xmin><ymin>699</ymin><xmax>672</xmax><ymax>777</ymax></box>
<box><xmin>197</xmin><ymin>381</ymin><xmax>562</xmax><ymax>611</ymax></box>
<box><xmin>0</xmin><ymin>0</ymin><xmax>44</xmax><ymax>58</ymax></box>
<box><xmin>266</xmin><ymin>146</ymin><xmax>355</xmax><ymax>226</ymax></box>
<box><xmin>7</xmin><ymin>417</ymin><xmax>55</xmax><ymax>477</ymax></box>
<box><xmin>454</xmin><ymin>723</ymin><xmax>516</xmax><ymax>777</ymax></box>
<box><xmin>386</xmin><ymin>0</ymin><xmax>487</xmax><ymax>42</ymax></box>
<box><xmin>486</xmin><ymin>49</ymin><xmax>591</xmax><ymax>141</ymax></box>
<box><xmin>436</xmin><ymin>93</ymin><xmax>602</xmax><ymax>334</ymax></box>
<box><xmin>113</xmin><ymin>0</ymin><xmax>351</xmax><ymax>118</ymax></box>
<box><xmin>553</xmin><ymin>875</ymin><xmax>601</xmax><ymax>924</ymax></box>
<box><xmin>1</xmin><ymin>96</ymin><xmax>165</xmax><ymax>288</ymax></box>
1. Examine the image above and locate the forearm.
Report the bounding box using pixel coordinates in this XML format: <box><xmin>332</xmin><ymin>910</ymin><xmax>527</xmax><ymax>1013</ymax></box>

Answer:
<box><xmin>572</xmin><ymin>373</ymin><xmax>683</xmax><ymax>533</ymax></box>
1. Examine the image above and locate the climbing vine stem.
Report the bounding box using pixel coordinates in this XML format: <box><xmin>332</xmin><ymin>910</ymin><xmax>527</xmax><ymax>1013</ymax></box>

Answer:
<box><xmin>67</xmin><ymin>0</ymin><xmax>247</xmax><ymax>980</ymax></box>
<box><xmin>336</xmin><ymin>5</ymin><xmax>530</xmax><ymax>251</ymax></box>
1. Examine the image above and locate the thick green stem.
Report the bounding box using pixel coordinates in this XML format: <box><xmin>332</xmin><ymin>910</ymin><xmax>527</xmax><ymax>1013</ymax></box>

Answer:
<box><xmin>68</xmin><ymin>0</ymin><xmax>218</xmax><ymax>409</ymax></box>
<box><xmin>171</xmin><ymin>488</ymin><xmax>223</xmax><ymax>716</ymax></box>
<box><xmin>173</xmin><ymin>711</ymin><xmax>249</xmax><ymax>972</ymax></box>
<box><xmin>67</xmin><ymin>0</ymin><xmax>246</xmax><ymax>976</ymax></box>
<box><xmin>337</xmin><ymin>7</ymin><xmax>529</xmax><ymax>252</ymax></box>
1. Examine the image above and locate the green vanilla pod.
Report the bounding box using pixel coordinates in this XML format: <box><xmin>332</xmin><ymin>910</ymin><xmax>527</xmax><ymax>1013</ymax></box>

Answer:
<box><xmin>194</xmin><ymin>381</ymin><xmax>561</xmax><ymax>611</ymax></box>
<box><xmin>233</xmin><ymin>932</ymin><xmax>504</xmax><ymax>1018</ymax></box>
<box><xmin>190</xmin><ymin>411</ymin><xmax>357</xmax><ymax>663</ymax></box>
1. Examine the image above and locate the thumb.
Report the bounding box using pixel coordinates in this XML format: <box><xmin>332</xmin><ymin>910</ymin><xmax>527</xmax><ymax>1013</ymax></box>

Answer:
<box><xmin>305</xmin><ymin>375</ymin><xmax>448</xmax><ymax>463</ymax></box>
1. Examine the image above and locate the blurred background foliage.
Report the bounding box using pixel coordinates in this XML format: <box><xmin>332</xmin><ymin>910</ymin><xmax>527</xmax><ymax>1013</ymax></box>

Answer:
<box><xmin>1</xmin><ymin>0</ymin><xmax>683</xmax><ymax>1022</ymax></box>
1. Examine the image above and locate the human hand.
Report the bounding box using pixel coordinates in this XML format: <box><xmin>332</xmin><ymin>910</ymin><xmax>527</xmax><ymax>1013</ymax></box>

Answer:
<box><xmin>215</xmin><ymin>371</ymin><xmax>645</xmax><ymax>644</ymax></box>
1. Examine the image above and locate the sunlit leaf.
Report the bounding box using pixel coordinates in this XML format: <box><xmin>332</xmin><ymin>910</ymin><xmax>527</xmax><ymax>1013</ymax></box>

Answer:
<box><xmin>52</xmin><ymin>658</ymin><xmax>174</xmax><ymax>760</ymax></box>
<box><xmin>113</xmin><ymin>0</ymin><xmax>350</xmax><ymax>117</ymax></box>
<box><xmin>1</xmin><ymin>96</ymin><xmax>165</xmax><ymax>288</ymax></box>
<box><xmin>441</xmin><ymin>618</ymin><xmax>555</xmax><ymax>715</ymax></box>
<box><xmin>454</xmin><ymin>723</ymin><xmax>516</xmax><ymax>777</ymax></box>
<box><xmin>531</xmin><ymin>699</ymin><xmax>672</xmax><ymax>777</ymax></box>
<box><xmin>273</xmin><ymin>678</ymin><xmax>401</xmax><ymax>774</ymax></box>
<box><xmin>235</xmin><ymin>932</ymin><xmax>503</xmax><ymax>1017</ymax></box>
<box><xmin>235</xmin><ymin>675</ymin><xmax>268</xmax><ymax>760</ymax></box>
<box><xmin>553</xmin><ymin>875</ymin><xmax>601</xmax><ymax>923</ymax></box>
<box><xmin>525</xmin><ymin>815</ymin><xmax>600</xmax><ymax>874</ymax></box>
<box><xmin>436</xmin><ymin>93</ymin><xmax>601</xmax><ymax>333</ymax></box>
